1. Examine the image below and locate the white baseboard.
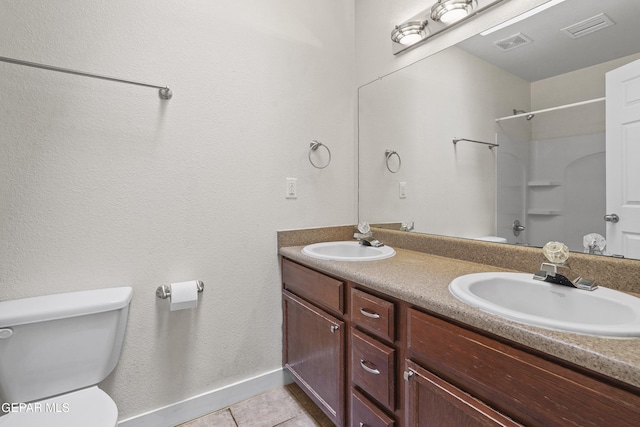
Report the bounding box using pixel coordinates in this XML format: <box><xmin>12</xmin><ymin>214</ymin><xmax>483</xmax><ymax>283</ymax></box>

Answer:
<box><xmin>118</xmin><ymin>368</ymin><xmax>293</xmax><ymax>427</ymax></box>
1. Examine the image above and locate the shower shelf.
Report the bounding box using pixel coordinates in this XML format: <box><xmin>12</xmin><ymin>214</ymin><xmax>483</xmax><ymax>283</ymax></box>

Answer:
<box><xmin>528</xmin><ymin>209</ymin><xmax>562</xmax><ymax>216</ymax></box>
<box><xmin>528</xmin><ymin>180</ymin><xmax>562</xmax><ymax>187</ymax></box>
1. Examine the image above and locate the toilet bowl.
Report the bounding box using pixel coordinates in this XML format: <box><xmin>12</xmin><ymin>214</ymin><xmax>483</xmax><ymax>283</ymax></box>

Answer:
<box><xmin>0</xmin><ymin>287</ymin><xmax>132</xmax><ymax>427</ymax></box>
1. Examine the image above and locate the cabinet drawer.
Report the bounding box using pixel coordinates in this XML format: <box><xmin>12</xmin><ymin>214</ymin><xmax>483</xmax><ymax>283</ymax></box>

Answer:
<box><xmin>282</xmin><ymin>258</ymin><xmax>344</xmax><ymax>315</ymax></box>
<box><xmin>407</xmin><ymin>308</ymin><xmax>640</xmax><ymax>427</ymax></box>
<box><xmin>351</xmin><ymin>329</ymin><xmax>395</xmax><ymax>410</ymax></box>
<box><xmin>351</xmin><ymin>288</ymin><xmax>395</xmax><ymax>343</ymax></box>
<box><xmin>350</xmin><ymin>389</ymin><xmax>395</xmax><ymax>427</ymax></box>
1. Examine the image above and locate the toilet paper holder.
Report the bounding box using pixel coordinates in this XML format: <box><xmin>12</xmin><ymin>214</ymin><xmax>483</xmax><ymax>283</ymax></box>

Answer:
<box><xmin>156</xmin><ymin>281</ymin><xmax>204</xmax><ymax>299</ymax></box>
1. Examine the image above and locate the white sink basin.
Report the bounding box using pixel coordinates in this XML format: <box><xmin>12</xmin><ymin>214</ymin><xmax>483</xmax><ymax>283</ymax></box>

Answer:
<box><xmin>302</xmin><ymin>241</ymin><xmax>395</xmax><ymax>261</ymax></box>
<box><xmin>449</xmin><ymin>272</ymin><xmax>640</xmax><ymax>337</ymax></box>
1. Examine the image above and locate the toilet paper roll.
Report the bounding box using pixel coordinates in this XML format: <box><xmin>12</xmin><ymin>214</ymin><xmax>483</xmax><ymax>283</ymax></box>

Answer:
<box><xmin>170</xmin><ymin>280</ymin><xmax>199</xmax><ymax>311</ymax></box>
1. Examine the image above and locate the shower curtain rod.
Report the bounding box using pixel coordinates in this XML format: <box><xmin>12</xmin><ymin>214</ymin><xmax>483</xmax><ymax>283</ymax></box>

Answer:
<box><xmin>0</xmin><ymin>55</ymin><xmax>172</xmax><ymax>99</ymax></box>
<box><xmin>495</xmin><ymin>97</ymin><xmax>605</xmax><ymax>122</ymax></box>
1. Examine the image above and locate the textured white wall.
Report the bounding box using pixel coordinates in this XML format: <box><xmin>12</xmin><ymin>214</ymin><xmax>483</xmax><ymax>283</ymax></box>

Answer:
<box><xmin>0</xmin><ymin>0</ymin><xmax>355</xmax><ymax>421</ymax></box>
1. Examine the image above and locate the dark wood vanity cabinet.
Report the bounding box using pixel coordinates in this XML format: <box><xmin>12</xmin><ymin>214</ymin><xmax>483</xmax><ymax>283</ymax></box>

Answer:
<box><xmin>282</xmin><ymin>258</ymin><xmax>640</xmax><ymax>427</ymax></box>
<box><xmin>282</xmin><ymin>259</ymin><xmax>399</xmax><ymax>426</ymax></box>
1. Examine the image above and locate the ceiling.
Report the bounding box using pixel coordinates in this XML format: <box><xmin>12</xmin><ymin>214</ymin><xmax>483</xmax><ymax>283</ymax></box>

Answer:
<box><xmin>457</xmin><ymin>0</ymin><xmax>640</xmax><ymax>82</ymax></box>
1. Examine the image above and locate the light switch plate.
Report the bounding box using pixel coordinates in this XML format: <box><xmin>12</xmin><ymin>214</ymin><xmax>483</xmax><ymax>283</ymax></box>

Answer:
<box><xmin>286</xmin><ymin>178</ymin><xmax>297</xmax><ymax>199</ymax></box>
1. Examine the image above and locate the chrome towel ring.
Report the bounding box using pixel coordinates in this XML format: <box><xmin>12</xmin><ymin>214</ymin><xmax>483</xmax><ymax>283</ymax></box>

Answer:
<box><xmin>309</xmin><ymin>140</ymin><xmax>332</xmax><ymax>169</ymax></box>
<box><xmin>385</xmin><ymin>150</ymin><xmax>401</xmax><ymax>173</ymax></box>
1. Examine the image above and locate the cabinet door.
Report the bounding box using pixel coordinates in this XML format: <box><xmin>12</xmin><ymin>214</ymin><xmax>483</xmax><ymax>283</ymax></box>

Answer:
<box><xmin>404</xmin><ymin>361</ymin><xmax>521</xmax><ymax>427</ymax></box>
<box><xmin>283</xmin><ymin>291</ymin><xmax>345</xmax><ymax>426</ymax></box>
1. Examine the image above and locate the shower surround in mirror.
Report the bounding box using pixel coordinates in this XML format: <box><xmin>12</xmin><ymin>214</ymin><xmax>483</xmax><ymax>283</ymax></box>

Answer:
<box><xmin>497</xmin><ymin>132</ymin><xmax>605</xmax><ymax>252</ymax></box>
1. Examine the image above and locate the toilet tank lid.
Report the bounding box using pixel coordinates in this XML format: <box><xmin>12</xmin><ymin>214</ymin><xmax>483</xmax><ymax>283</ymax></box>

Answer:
<box><xmin>0</xmin><ymin>286</ymin><xmax>133</xmax><ymax>328</ymax></box>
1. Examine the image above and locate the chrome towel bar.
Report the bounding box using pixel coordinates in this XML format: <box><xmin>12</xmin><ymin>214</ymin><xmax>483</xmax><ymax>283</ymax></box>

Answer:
<box><xmin>0</xmin><ymin>55</ymin><xmax>172</xmax><ymax>99</ymax></box>
<box><xmin>452</xmin><ymin>137</ymin><xmax>498</xmax><ymax>149</ymax></box>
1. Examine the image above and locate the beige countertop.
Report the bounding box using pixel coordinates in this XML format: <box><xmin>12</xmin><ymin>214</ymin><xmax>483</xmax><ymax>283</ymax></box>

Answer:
<box><xmin>279</xmin><ymin>245</ymin><xmax>640</xmax><ymax>391</ymax></box>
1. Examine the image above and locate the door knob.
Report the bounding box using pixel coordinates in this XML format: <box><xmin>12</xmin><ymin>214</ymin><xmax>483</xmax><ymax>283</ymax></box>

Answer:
<box><xmin>604</xmin><ymin>214</ymin><xmax>620</xmax><ymax>223</ymax></box>
<box><xmin>512</xmin><ymin>220</ymin><xmax>525</xmax><ymax>236</ymax></box>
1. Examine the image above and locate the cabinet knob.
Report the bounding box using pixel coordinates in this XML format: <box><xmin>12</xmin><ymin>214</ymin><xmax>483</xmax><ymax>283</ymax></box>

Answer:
<box><xmin>330</xmin><ymin>324</ymin><xmax>339</xmax><ymax>333</ymax></box>
<box><xmin>403</xmin><ymin>370</ymin><xmax>414</xmax><ymax>381</ymax></box>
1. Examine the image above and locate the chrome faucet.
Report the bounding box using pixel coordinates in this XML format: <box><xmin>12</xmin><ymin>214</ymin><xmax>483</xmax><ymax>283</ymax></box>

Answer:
<box><xmin>354</xmin><ymin>222</ymin><xmax>384</xmax><ymax>247</ymax></box>
<box><xmin>400</xmin><ymin>221</ymin><xmax>414</xmax><ymax>232</ymax></box>
<box><xmin>355</xmin><ymin>234</ymin><xmax>384</xmax><ymax>247</ymax></box>
<box><xmin>533</xmin><ymin>263</ymin><xmax>597</xmax><ymax>291</ymax></box>
<box><xmin>586</xmin><ymin>241</ymin><xmax>604</xmax><ymax>255</ymax></box>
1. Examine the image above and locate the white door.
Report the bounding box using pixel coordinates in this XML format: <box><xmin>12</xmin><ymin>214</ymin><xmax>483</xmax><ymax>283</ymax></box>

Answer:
<box><xmin>605</xmin><ymin>59</ymin><xmax>640</xmax><ymax>258</ymax></box>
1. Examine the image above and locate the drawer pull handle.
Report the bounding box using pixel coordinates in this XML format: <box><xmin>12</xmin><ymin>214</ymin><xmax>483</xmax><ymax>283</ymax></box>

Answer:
<box><xmin>330</xmin><ymin>325</ymin><xmax>339</xmax><ymax>333</ymax></box>
<box><xmin>359</xmin><ymin>308</ymin><xmax>380</xmax><ymax>319</ymax></box>
<box><xmin>360</xmin><ymin>359</ymin><xmax>380</xmax><ymax>375</ymax></box>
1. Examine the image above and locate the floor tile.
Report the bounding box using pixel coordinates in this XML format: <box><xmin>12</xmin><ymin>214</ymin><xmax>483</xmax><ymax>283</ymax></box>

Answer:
<box><xmin>178</xmin><ymin>407</ymin><xmax>237</xmax><ymax>426</ymax></box>
<box><xmin>275</xmin><ymin>412</ymin><xmax>324</xmax><ymax>426</ymax></box>
<box><xmin>285</xmin><ymin>384</ymin><xmax>333</xmax><ymax>426</ymax></box>
<box><xmin>177</xmin><ymin>383</ymin><xmax>333</xmax><ymax>427</ymax></box>
<box><xmin>230</xmin><ymin>386</ymin><xmax>306</xmax><ymax>427</ymax></box>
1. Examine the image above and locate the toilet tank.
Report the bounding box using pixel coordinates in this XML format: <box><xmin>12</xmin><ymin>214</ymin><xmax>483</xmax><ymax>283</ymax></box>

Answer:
<box><xmin>0</xmin><ymin>286</ymin><xmax>133</xmax><ymax>403</ymax></box>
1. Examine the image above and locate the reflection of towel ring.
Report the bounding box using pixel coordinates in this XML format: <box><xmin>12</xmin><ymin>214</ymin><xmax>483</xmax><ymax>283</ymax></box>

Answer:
<box><xmin>385</xmin><ymin>150</ymin><xmax>401</xmax><ymax>173</ymax></box>
<box><xmin>309</xmin><ymin>140</ymin><xmax>331</xmax><ymax>169</ymax></box>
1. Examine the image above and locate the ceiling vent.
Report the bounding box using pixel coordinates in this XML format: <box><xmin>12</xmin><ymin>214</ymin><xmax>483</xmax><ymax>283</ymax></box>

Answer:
<box><xmin>492</xmin><ymin>33</ymin><xmax>533</xmax><ymax>52</ymax></box>
<box><xmin>561</xmin><ymin>13</ymin><xmax>615</xmax><ymax>39</ymax></box>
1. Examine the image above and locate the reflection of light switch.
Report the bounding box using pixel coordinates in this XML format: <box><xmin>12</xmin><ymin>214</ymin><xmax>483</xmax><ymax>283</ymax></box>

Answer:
<box><xmin>399</xmin><ymin>182</ymin><xmax>407</xmax><ymax>199</ymax></box>
<box><xmin>286</xmin><ymin>178</ymin><xmax>297</xmax><ymax>199</ymax></box>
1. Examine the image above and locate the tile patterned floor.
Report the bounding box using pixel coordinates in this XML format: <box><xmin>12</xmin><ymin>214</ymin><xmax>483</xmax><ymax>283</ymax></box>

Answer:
<box><xmin>177</xmin><ymin>383</ymin><xmax>334</xmax><ymax>427</ymax></box>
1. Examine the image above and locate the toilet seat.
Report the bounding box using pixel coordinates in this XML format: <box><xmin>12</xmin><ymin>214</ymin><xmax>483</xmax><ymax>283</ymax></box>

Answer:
<box><xmin>0</xmin><ymin>386</ymin><xmax>117</xmax><ymax>427</ymax></box>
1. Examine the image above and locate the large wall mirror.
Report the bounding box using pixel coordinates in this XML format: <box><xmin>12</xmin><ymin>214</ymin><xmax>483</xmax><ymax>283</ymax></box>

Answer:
<box><xmin>359</xmin><ymin>0</ymin><xmax>640</xmax><ymax>260</ymax></box>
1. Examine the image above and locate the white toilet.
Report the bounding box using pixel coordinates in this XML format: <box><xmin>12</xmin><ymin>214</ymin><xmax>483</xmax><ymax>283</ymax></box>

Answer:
<box><xmin>0</xmin><ymin>286</ymin><xmax>133</xmax><ymax>427</ymax></box>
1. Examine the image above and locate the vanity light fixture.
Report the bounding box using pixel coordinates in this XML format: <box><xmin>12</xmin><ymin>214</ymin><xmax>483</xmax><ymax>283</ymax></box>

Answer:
<box><xmin>392</xmin><ymin>0</ymin><xmax>504</xmax><ymax>54</ymax></box>
<box><xmin>391</xmin><ymin>20</ymin><xmax>429</xmax><ymax>46</ymax></box>
<box><xmin>431</xmin><ymin>0</ymin><xmax>478</xmax><ymax>25</ymax></box>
